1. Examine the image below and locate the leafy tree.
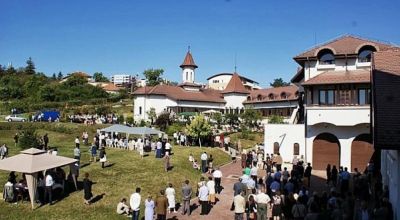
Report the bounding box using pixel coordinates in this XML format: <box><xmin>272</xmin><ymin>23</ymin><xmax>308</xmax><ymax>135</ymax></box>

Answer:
<box><xmin>240</xmin><ymin>107</ymin><xmax>262</xmax><ymax>129</ymax></box>
<box><xmin>0</xmin><ymin>64</ymin><xmax>5</xmax><ymax>77</ymax></box>
<box><xmin>186</xmin><ymin>114</ymin><xmax>212</xmax><ymax>147</ymax></box>
<box><xmin>155</xmin><ymin>111</ymin><xmax>171</xmax><ymax>131</ymax></box>
<box><xmin>147</xmin><ymin>107</ymin><xmax>157</xmax><ymax>125</ymax></box>
<box><xmin>269</xmin><ymin>115</ymin><xmax>285</xmax><ymax>124</ymax></box>
<box><xmin>270</xmin><ymin>78</ymin><xmax>290</xmax><ymax>87</ymax></box>
<box><xmin>143</xmin><ymin>68</ymin><xmax>164</xmax><ymax>86</ymax></box>
<box><xmin>93</xmin><ymin>72</ymin><xmax>109</xmax><ymax>82</ymax></box>
<box><xmin>25</xmin><ymin>57</ymin><xmax>36</xmax><ymax>75</ymax></box>
<box><xmin>23</xmin><ymin>74</ymin><xmax>48</xmax><ymax>99</ymax></box>
<box><xmin>224</xmin><ymin>113</ymin><xmax>239</xmax><ymax>127</ymax></box>
<box><xmin>62</xmin><ymin>75</ymin><xmax>88</xmax><ymax>87</ymax></box>
<box><xmin>18</xmin><ymin>127</ymin><xmax>41</xmax><ymax>149</ymax></box>
<box><xmin>57</xmin><ymin>71</ymin><xmax>63</xmax><ymax>80</ymax></box>
<box><xmin>210</xmin><ymin>112</ymin><xmax>223</xmax><ymax>128</ymax></box>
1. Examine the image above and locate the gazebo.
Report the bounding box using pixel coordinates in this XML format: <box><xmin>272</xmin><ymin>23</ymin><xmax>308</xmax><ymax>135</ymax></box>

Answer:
<box><xmin>0</xmin><ymin>148</ymin><xmax>77</xmax><ymax>209</ymax></box>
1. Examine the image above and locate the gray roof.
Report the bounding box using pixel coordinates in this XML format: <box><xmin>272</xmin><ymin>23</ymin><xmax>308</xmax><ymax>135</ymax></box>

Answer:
<box><xmin>100</xmin><ymin>124</ymin><xmax>163</xmax><ymax>135</ymax></box>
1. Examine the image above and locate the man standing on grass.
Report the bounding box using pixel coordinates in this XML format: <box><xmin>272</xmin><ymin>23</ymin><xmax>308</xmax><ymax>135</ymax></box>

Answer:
<box><xmin>181</xmin><ymin>180</ymin><xmax>192</xmax><ymax>216</ymax></box>
<box><xmin>200</xmin><ymin>152</ymin><xmax>208</xmax><ymax>173</ymax></box>
<box><xmin>130</xmin><ymin>187</ymin><xmax>141</xmax><ymax>220</ymax></box>
<box><xmin>13</xmin><ymin>133</ymin><xmax>19</xmax><ymax>147</ymax></box>
<box><xmin>74</xmin><ymin>145</ymin><xmax>81</xmax><ymax>162</ymax></box>
<box><xmin>43</xmin><ymin>133</ymin><xmax>49</xmax><ymax>150</ymax></box>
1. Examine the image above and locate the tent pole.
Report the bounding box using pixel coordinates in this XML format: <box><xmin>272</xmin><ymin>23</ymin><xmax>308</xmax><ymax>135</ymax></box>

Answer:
<box><xmin>25</xmin><ymin>172</ymin><xmax>38</xmax><ymax>210</ymax></box>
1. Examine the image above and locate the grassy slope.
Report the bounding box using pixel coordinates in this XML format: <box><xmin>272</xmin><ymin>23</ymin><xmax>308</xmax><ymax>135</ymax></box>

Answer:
<box><xmin>228</xmin><ymin>132</ymin><xmax>264</xmax><ymax>149</ymax></box>
<box><xmin>0</xmin><ymin>123</ymin><xmax>230</xmax><ymax>220</ymax></box>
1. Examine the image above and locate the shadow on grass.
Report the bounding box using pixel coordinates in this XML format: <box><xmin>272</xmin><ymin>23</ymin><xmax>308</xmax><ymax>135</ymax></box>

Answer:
<box><xmin>104</xmin><ymin>163</ymin><xmax>115</xmax><ymax>168</ymax></box>
<box><xmin>80</xmin><ymin>163</ymin><xmax>91</xmax><ymax>169</ymax></box>
<box><xmin>90</xmin><ymin>193</ymin><xmax>105</xmax><ymax>204</ymax></box>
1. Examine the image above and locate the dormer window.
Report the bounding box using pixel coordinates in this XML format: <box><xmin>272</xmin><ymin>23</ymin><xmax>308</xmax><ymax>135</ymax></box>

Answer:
<box><xmin>318</xmin><ymin>49</ymin><xmax>335</xmax><ymax>65</ymax></box>
<box><xmin>280</xmin><ymin>92</ymin><xmax>287</xmax><ymax>99</ymax></box>
<box><xmin>268</xmin><ymin>93</ymin><xmax>274</xmax><ymax>100</ymax></box>
<box><xmin>247</xmin><ymin>96</ymin><xmax>251</xmax><ymax>101</ymax></box>
<box><xmin>257</xmin><ymin>94</ymin><xmax>263</xmax><ymax>101</ymax></box>
<box><xmin>358</xmin><ymin>45</ymin><xmax>376</xmax><ymax>63</ymax></box>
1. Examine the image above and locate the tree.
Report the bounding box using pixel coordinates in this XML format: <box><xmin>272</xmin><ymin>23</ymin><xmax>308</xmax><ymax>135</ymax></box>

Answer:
<box><xmin>5</xmin><ymin>66</ymin><xmax>16</xmax><ymax>75</ymax></box>
<box><xmin>93</xmin><ymin>72</ymin><xmax>109</xmax><ymax>82</ymax></box>
<box><xmin>224</xmin><ymin>113</ymin><xmax>239</xmax><ymax>127</ymax></box>
<box><xmin>57</xmin><ymin>71</ymin><xmax>63</xmax><ymax>80</ymax></box>
<box><xmin>186</xmin><ymin>114</ymin><xmax>212</xmax><ymax>147</ymax></box>
<box><xmin>143</xmin><ymin>68</ymin><xmax>164</xmax><ymax>86</ymax></box>
<box><xmin>51</xmin><ymin>73</ymin><xmax>57</xmax><ymax>80</ymax></box>
<box><xmin>269</xmin><ymin>115</ymin><xmax>285</xmax><ymax>124</ymax></box>
<box><xmin>18</xmin><ymin>127</ymin><xmax>41</xmax><ymax>149</ymax></box>
<box><xmin>0</xmin><ymin>64</ymin><xmax>5</xmax><ymax>77</ymax></box>
<box><xmin>147</xmin><ymin>107</ymin><xmax>157</xmax><ymax>125</ymax></box>
<box><xmin>155</xmin><ymin>111</ymin><xmax>171</xmax><ymax>131</ymax></box>
<box><xmin>240</xmin><ymin>107</ymin><xmax>262</xmax><ymax>129</ymax></box>
<box><xmin>270</xmin><ymin>78</ymin><xmax>290</xmax><ymax>87</ymax></box>
<box><xmin>211</xmin><ymin>112</ymin><xmax>223</xmax><ymax>128</ymax></box>
<box><xmin>25</xmin><ymin>57</ymin><xmax>36</xmax><ymax>75</ymax></box>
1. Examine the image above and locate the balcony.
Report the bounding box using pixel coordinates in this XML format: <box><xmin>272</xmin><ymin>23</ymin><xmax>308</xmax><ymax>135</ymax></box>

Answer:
<box><xmin>306</xmin><ymin>105</ymin><xmax>370</xmax><ymax>126</ymax></box>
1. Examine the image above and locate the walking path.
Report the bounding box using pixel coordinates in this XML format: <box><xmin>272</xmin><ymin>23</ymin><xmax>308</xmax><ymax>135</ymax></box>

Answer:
<box><xmin>166</xmin><ymin>159</ymin><xmax>244</xmax><ymax>219</ymax></box>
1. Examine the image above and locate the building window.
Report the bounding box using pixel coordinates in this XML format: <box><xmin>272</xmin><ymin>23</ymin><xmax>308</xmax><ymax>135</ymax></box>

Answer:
<box><xmin>319</xmin><ymin>90</ymin><xmax>335</xmax><ymax>105</ymax></box>
<box><xmin>358</xmin><ymin>46</ymin><xmax>376</xmax><ymax>63</ymax></box>
<box><xmin>268</xmin><ymin>94</ymin><xmax>274</xmax><ymax>100</ymax></box>
<box><xmin>358</xmin><ymin>89</ymin><xmax>371</xmax><ymax>105</ymax></box>
<box><xmin>273</xmin><ymin>142</ymin><xmax>280</xmax><ymax>154</ymax></box>
<box><xmin>318</xmin><ymin>49</ymin><xmax>335</xmax><ymax>65</ymax></box>
<box><xmin>281</xmin><ymin>92</ymin><xmax>287</xmax><ymax>99</ymax></box>
<box><xmin>212</xmin><ymin>80</ymin><xmax>219</xmax><ymax>83</ymax></box>
<box><xmin>186</xmin><ymin>72</ymin><xmax>188</xmax><ymax>81</ymax></box>
<box><xmin>257</xmin><ymin>94</ymin><xmax>263</xmax><ymax>101</ymax></box>
<box><xmin>139</xmin><ymin>106</ymin><xmax>142</xmax><ymax>115</ymax></box>
<box><xmin>293</xmin><ymin>143</ymin><xmax>300</xmax><ymax>155</ymax></box>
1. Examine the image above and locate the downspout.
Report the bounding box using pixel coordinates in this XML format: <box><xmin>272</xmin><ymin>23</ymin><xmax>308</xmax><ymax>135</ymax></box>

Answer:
<box><xmin>305</xmin><ymin>57</ymin><xmax>310</xmax><ymax>164</ymax></box>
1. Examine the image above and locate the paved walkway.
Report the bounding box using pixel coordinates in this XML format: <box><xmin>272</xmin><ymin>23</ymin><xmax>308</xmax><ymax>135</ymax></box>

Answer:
<box><xmin>166</xmin><ymin>159</ymin><xmax>244</xmax><ymax>219</ymax></box>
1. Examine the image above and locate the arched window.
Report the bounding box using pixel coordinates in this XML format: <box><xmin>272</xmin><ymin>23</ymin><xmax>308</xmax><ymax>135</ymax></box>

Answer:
<box><xmin>281</xmin><ymin>92</ymin><xmax>287</xmax><ymax>99</ymax></box>
<box><xmin>318</xmin><ymin>49</ymin><xmax>335</xmax><ymax>65</ymax></box>
<box><xmin>358</xmin><ymin>45</ymin><xmax>376</xmax><ymax>63</ymax></box>
<box><xmin>139</xmin><ymin>106</ymin><xmax>142</xmax><ymax>115</ymax></box>
<box><xmin>268</xmin><ymin>93</ymin><xmax>274</xmax><ymax>100</ymax></box>
<box><xmin>247</xmin><ymin>96</ymin><xmax>251</xmax><ymax>101</ymax></box>
<box><xmin>295</xmin><ymin>91</ymin><xmax>299</xmax><ymax>98</ymax></box>
<box><xmin>273</xmin><ymin>142</ymin><xmax>280</xmax><ymax>154</ymax></box>
<box><xmin>293</xmin><ymin>143</ymin><xmax>300</xmax><ymax>155</ymax></box>
<box><xmin>257</xmin><ymin>94</ymin><xmax>263</xmax><ymax>101</ymax></box>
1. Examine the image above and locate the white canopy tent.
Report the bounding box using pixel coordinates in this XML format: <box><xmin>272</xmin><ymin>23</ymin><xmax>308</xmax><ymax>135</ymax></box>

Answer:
<box><xmin>100</xmin><ymin>125</ymin><xmax>163</xmax><ymax>136</ymax></box>
<box><xmin>0</xmin><ymin>148</ymin><xmax>77</xmax><ymax>209</ymax></box>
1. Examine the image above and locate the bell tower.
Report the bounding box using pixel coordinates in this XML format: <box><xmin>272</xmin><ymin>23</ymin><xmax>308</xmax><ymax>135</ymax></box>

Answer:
<box><xmin>180</xmin><ymin>47</ymin><xmax>198</xmax><ymax>83</ymax></box>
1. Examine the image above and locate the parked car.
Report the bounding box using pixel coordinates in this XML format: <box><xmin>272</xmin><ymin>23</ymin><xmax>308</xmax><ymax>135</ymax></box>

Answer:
<box><xmin>5</xmin><ymin>115</ymin><xmax>27</xmax><ymax>122</ymax></box>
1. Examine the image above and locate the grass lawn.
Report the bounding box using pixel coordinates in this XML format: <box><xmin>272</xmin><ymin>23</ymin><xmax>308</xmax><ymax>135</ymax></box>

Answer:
<box><xmin>228</xmin><ymin>132</ymin><xmax>264</xmax><ymax>149</ymax></box>
<box><xmin>0</xmin><ymin>123</ymin><xmax>230</xmax><ymax>220</ymax></box>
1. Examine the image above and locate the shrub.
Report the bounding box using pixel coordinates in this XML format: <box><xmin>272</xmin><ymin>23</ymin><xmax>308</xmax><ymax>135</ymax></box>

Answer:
<box><xmin>165</xmin><ymin>123</ymin><xmax>185</xmax><ymax>136</ymax></box>
<box><xmin>18</xmin><ymin>127</ymin><xmax>41</xmax><ymax>149</ymax></box>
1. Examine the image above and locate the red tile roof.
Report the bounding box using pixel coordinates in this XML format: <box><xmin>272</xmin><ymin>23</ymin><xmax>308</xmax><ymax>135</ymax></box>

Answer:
<box><xmin>294</xmin><ymin>35</ymin><xmax>396</xmax><ymax>60</ymax></box>
<box><xmin>244</xmin><ymin>85</ymin><xmax>299</xmax><ymax>104</ymax></box>
<box><xmin>302</xmin><ymin>69</ymin><xmax>370</xmax><ymax>86</ymax></box>
<box><xmin>178</xmin><ymin>82</ymin><xmax>202</xmax><ymax>87</ymax></box>
<box><xmin>221</xmin><ymin>73</ymin><xmax>250</xmax><ymax>94</ymax></box>
<box><xmin>180</xmin><ymin>52</ymin><xmax>198</xmax><ymax>68</ymax></box>
<box><xmin>102</xmin><ymin>83</ymin><xmax>121</xmax><ymax>91</ymax></box>
<box><xmin>133</xmin><ymin>85</ymin><xmax>225</xmax><ymax>103</ymax></box>
<box><xmin>373</xmin><ymin>49</ymin><xmax>400</xmax><ymax>76</ymax></box>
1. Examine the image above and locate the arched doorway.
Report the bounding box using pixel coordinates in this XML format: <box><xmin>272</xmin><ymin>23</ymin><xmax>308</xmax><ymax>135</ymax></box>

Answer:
<box><xmin>313</xmin><ymin>133</ymin><xmax>340</xmax><ymax>170</ymax></box>
<box><xmin>351</xmin><ymin>134</ymin><xmax>373</xmax><ymax>173</ymax></box>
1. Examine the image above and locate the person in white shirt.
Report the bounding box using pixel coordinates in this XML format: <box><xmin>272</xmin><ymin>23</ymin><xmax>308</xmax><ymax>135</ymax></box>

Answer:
<box><xmin>130</xmin><ymin>187</ymin><xmax>141</xmax><ymax>220</ymax></box>
<box><xmin>138</xmin><ymin>140</ymin><xmax>144</xmax><ymax>159</ymax></box>
<box><xmin>250</xmin><ymin>166</ymin><xmax>258</xmax><ymax>180</ymax></box>
<box><xmin>165</xmin><ymin>141</ymin><xmax>172</xmax><ymax>155</ymax></box>
<box><xmin>165</xmin><ymin>183</ymin><xmax>177</xmax><ymax>213</ymax></box>
<box><xmin>198</xmin><ymin>183</ymin><xmax>209</xmax><ymax>215</ymax></box>
<box><xmin>200</xmin><ymin>152</ymin><xmax>208</xmax><ymax>173</ymax></box>
<box><xmin>117</xmin><ymin>198</ymin><xmax>130</xmax><ymax>216</ymax></box>
<box><xmin>206</xmin><ymin>177</ymin><xmax>216</xmax><ymax>205</ymax></box>
<box><xmin>74</xmin><ymin>136</ymin><xmax>80</xmax><ymax>148</ymax></box>
<box><xmin>234</xmin><ymin>192</ymin><xmax>246</xmax><ymax>219</ymax></box>
<box><xmin>212</xmin><ymin>167</ymin><xmax>223</xmax><ymax>194</ymax></box>
<box><xmin>45</xmin><ymin>172</ymin><xmax>54</xmax><ymax>205</ymax></box>
<box><xmin>255</xmin><ymin>189</ymin><xmax>271</xmax><ymax>220</ymax></box>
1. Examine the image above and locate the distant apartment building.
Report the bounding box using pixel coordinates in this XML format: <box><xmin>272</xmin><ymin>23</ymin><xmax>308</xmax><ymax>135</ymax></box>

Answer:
<box><xmin>111</xmin><ymin>74</ymin><xmax>132</xmax><ymax>86</ymax></box>
<box><xmin>207</xmin><ymin>73</ymin><xmax>261</xmax><ymax>90</ymax></box>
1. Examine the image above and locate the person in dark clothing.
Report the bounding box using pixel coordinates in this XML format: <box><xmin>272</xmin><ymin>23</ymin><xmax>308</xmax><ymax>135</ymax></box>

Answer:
<box><xmin>8</xmin><ymin>171</ymin><xmax>17</xmax><ymax>184</ymax></box>
<box><xmin>331</xmin><ymin>165</ymin><xmax>338</xmax><ymax>187</ymax></box>
<box><xmin>326</xmin><ymin>164</ymin><xmax>332</xmax><ymax>185</ymax></box>
<box><xmin>43</xmin><ymin>134</ymin><xmax>49</xmax><ymax>150</ymax></box>
<box><xmin>99</xmin><ymin>148</ymin><xmax>106</xmax><ymax>168</ymax></box>
<box><xmin>83</xmin><ymin>173</ymin><xmax>93</xmax><ymax>205</ymax></box>
<box><xmin>304</xmin><ymin>163</ymin><xmax>312</xmax><ymax>188</ymax></box>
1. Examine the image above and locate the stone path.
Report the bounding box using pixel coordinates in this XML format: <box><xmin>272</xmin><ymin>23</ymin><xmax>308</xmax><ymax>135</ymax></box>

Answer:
<box><xmin>166</xmin><ymin>159</ymin><xmax>244</xmax><ymax>219</ymax></box>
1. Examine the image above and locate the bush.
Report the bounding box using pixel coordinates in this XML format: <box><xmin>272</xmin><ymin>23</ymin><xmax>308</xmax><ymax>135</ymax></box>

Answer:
<box><xmin>269</xmin><ymin>115</ymin><xmax>285</xmax><ymax>124</ymax></box>
<box><xmin>126</xmin><ymin>116</ymin><xmax>134</xmax><ymax>125</ymax></box>
<box><xmin>239</xmin><ymin>129</ymin><xmax>255</xmax><ymax>140</ymax></box>
<box><xmin>165</xmin><ymin>123</ymin><xmax>185</xmax><ymax>136</ymax></box>
<box><xmin>18</xmin><ymin>127</ymin><xmax>41</xmax><ymax>149</ymax></box>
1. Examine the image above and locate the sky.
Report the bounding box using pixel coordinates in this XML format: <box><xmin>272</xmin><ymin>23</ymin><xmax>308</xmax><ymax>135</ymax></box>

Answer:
<box><xmin>1</xmin><ymin>0</ymin><xmax>400</xmax><ymax>87</ymax></box>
